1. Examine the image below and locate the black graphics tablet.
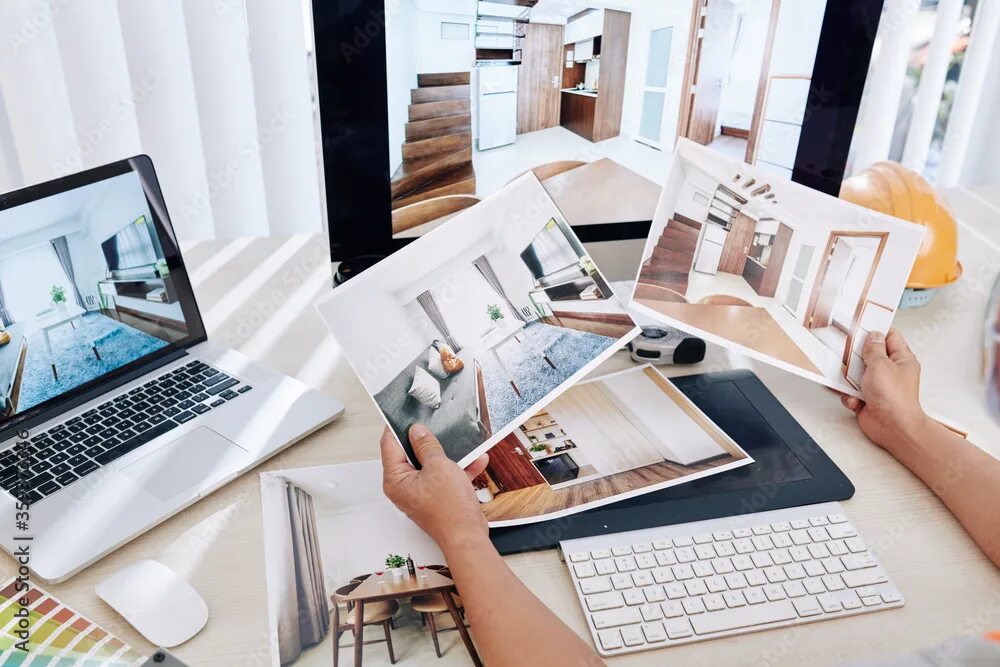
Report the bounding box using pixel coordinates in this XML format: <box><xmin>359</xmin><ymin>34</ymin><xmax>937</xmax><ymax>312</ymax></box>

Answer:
<box><xmin>490</xmin><ymin>369</ymin><xmax>854</xmax><ymax>555</ymax></box>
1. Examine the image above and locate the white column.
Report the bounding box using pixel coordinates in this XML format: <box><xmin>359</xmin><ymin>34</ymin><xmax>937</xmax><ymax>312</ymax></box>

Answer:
<box><xmin>900</xmin><ymin>0</ymin><xmax>963</xmax><ymax>172</ymax></box>
<box><xmin>182</xmin><ymin>0</ymin><xmax>271</xmax><ymax>239</ymax></box>
<box><xmin>850</xmin><ymin>0</ymin><xmax>920</xmax><ymax>172</ymax></box>
<box><xmin>51</xmin><ymin>0</ymin><xmax>143</xmax><ymax>173</ymax></box>
<box><xmin>116</xmin><ymin>2</ymin><xmax>215</xmax><ymax>240</ymax></box>
<box><xmin>0</xmin><ymin>0</ymin><xmax>79</xmax><ymax>185</ymax></box>
<box><xmin>243</xmin><ymin>0</ymin><xmax>324</xmax><ymax>235</ymax></box>
<box><xmin>938</xmin><ymin>0</ymin><xmax>1000</xmax><ymax>187</ymax></box>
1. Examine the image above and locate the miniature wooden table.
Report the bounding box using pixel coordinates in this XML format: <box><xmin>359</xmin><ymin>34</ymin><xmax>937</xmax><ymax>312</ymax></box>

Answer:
<box><xmin>345</xmin><ymin>570</ymin><xmax>481</xmax><ymax>667</ymax></box>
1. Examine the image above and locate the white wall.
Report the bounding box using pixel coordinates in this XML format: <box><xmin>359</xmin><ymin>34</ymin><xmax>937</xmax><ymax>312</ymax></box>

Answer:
<box><xmin>769</xmin><ymin>0</ymin><xmax>827</xmax><ymax>77</ymax></box>
<box><xmin>619</xmin><ymin>2</ymin><xmax>693</xmax><ymax>147</ymax></box>
<box><xmin>386</xmin><ymin>0</ymin><xmax>419</xmax><ymax>174</ymax></box>
<box><xmin>416</xmin><ymin>9</ymin><xmax>476</xmax><ymax>74</ymax></box>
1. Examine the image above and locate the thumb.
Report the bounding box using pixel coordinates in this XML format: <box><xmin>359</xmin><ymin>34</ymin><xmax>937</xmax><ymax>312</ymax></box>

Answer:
<box><xmin>408</xmin><ymin>423</ymin><xmax>449</xmax><ymax>466</ymax></box>
<box><xmin>861</xmin><ymin>331</ymin><xmax>888</xmax><ymax>365</ymax></box>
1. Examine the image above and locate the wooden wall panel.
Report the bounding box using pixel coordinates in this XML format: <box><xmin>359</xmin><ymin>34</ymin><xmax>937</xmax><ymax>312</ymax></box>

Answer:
<box><xmin>485</xmin><ymin>433</ymin><xmax>545</xmax><ymax>492</ymax></box>
<box><xmin>719</xmin><ymin>212</ymin><xmax>756</xmax><ymax>274</ymax></box>
<box><xmin>593</xmin><ymin>9</ymin><xmax>631</xmax><ymax>142</ymax></box>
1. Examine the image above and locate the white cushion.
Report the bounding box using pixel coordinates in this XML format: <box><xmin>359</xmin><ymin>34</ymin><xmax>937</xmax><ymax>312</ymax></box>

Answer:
<box><xmin>427</xmin><ymin>348</ymin><xmax>448</xmax><ymax>380</ymax></box>
<box><xmin>408</xmin><ymin>366</ymin><xmax>442</xmax><ymax>409</ymax></box>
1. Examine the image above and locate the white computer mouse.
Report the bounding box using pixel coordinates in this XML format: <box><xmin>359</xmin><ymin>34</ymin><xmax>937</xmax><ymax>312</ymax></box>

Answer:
<box><xmin>96</xmin><ymin>559</ymin><xmax>208</xmax><ymax>648</ymax></box>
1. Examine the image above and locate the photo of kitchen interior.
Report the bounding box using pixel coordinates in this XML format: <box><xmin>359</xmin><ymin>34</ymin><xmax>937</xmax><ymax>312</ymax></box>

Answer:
<box><xmin>384</xmin><ymin>0</ymin><xmax>830</xmax><ymax>238</ymax></box>
<box><xmin>632</xmin><ymin>141</ymin><xmax>925</xmax><ymax>392</ymax></box>
<box><xmin>475</xmin><ymin>365</ymin><xmax>751</xmax><ymax>525</ymax></box>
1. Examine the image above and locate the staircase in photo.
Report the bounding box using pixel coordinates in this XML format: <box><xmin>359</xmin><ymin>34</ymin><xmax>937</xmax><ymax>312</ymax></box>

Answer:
<box><xmin>636</xmin><ymin>217</ymin><xmax>702</xmax><ymax>300</ymax></box>
<box><xmin>390</xmin><ymin>72</ymin><xmax>476</xmax><ymax>211</ymax></box>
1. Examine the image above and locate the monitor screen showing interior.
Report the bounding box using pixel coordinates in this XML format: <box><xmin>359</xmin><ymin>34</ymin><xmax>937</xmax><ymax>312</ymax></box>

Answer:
<box><xmin>381</xmin><ymin>0</ymin><xmax>840</xmax><ymax>240</ymax></box>
<box><xmin>0</xmin><ymin>170</ymin><xmax>194</xmax><ymax>423</ymax></box>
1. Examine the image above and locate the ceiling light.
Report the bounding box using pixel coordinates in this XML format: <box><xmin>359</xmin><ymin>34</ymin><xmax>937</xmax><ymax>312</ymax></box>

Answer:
<box><xmin>742</xmin><ymin>178</ymin><xmax>756</xmax><ymax>190</ymax></box>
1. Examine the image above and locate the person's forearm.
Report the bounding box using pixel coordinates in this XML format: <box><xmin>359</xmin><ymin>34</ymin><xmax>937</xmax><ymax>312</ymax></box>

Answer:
<box><xmin>441</xmin><ymin>531</ymin><xmax>603</xmax><ymax>666</ymax></box>
<box><xmin>888</xmin><ymin>417</ymin><xmax>1000</xmax><ymax>568</ymax></box>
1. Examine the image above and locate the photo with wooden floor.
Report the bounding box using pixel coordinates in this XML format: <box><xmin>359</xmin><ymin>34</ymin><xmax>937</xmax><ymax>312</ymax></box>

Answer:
<box><xmin>477</xmin><ymin>365</ymin><xmax>752</xmax><ymax>526</ymax></box>
<box><xmin>631</xmin><ymin>140</ymin><xmax>926</xmax><ymax>396</ymax></box>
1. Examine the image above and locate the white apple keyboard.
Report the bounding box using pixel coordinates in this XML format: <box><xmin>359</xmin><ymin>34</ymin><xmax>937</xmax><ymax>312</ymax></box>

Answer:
<box><xmin>561</xmin><ymin>502</ymin><xmax>903</xmax><ymax>657</ymax></box>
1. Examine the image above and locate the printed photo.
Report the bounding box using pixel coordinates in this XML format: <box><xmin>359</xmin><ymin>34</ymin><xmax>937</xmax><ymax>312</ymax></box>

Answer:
<box><xmin>261</xmin><ymin>461</ymin><xmax>472</xmax><ymax>667</ymax></box>
<box><xmin>317</xmin><ymin>174</ymin><xmax>639</xmax><ymax>468</ymax></box>
<box><xmin>0</xmin><ymin>171</ymin><xmax>191</xmax><ymax>420</ymax></box>
<box><xmin>475</xmin><ymin>364</ymin><xmax>752</xmax><ymax>526</ymax></box>
<box><xmin>630</xmin><ymin>140</ymin><xmax>926</xmax><ymax>395</ymax></box>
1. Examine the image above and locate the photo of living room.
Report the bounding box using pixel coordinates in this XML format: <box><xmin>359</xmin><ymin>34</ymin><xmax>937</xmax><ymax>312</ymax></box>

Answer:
<box><xmin>631</xmin><ymin>140</ymin><xmax>926</xmax><ymax>394</ymax></box>
<box><xmin>0</xmin><ymin>172</ymin><xmax>189</xmax><ymax>418</ymax></box>
<box><xmin>317</xmin><ymin>174</ymin><xmax>638</xmax><ymax>467</ymax></box>
<box><xmin>475</xmin><ymin>365</ymin><xmax>751</xmax><ymax>525</ymax></box>
<box><xmin>384</xmin><ymin>0</ymin><xmax>830</xmax><ymax>238</ymax></box>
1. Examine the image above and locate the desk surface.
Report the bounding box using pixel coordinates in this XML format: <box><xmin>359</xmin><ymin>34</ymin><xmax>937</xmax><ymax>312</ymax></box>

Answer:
<box><xmin>4</xmin><ymin>187</ymin><xmax>1000</xmax><ymax>666</ymax></box>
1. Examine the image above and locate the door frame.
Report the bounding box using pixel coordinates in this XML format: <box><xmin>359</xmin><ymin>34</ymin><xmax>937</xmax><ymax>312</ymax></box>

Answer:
<box><xmin>802</xmin><ymin>231</ymin><xmax>888</xmax><ymax>360</ymax></box>
<box><xmin>676</xmin><ymin>0</ymin><xmax>781</xmax><ymax>153</ymax></box>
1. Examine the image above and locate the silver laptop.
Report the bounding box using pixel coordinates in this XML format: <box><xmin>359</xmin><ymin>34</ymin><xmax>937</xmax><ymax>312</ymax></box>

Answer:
<box><xmin>0</xmin><ymin>156</ymin><xmax>343</xmax><ymax>582</ymax></box>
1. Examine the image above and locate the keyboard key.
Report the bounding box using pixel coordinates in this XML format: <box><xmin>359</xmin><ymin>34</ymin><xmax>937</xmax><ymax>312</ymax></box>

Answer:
<box><xmin>594</xmin><ymin>559</ymin><xmax>615</xmax><ymax>576</ymax></box>
<box><xmin>580</xmin><ymin>577</ymin><xmax>611</xmax><ymax>595</ymax></box>
<box><xmin>744</xmin><ymin>587</ymin><xmax>767</xmax><ymax>605</ymax></box>
<box><xmin>50</xmin><ymin>463</ymin><xmax>71</xmax><ymax>476</ymax></box>
<box><xmin>237</xmin><ymin>385</ymin><xmax>253</xmax><ymax>394</ymax></box>
<box><xmin>642</xmin><ymin>622</ymin><xmax>666</xmax><ymax>643</ymax></box>
<box><xmin>614</xmin><ymin>556</ymin><xmax>636</xmax><ymax>572</ymax></box>
<box><xmin>792</xmin><ymin>596</ymin><xmax>822</xmax><ymax>617</ymax></box>
<box><xmin>597</xmin><ymin>629</ymin><xmax>623</xmax><ymax>651</ymax></box>
<box><xmin>842</xmin><ymin>569</ymin><xmax>889</xmax><ymax>588</ymax></box>
<box><xmin>569</xmin><ymin>552</ymin><xmax>589</xmax><ymax>563</ymax></box>
<box><xmin>822</xmin><ymin>575</ymin><xmax>845</xmax><ymax>591</ymax></box>
<box><xmin>56</xmin><ymin>471</ymin><xmax>78</xmax><ymax>486</ymax></box>
<box><xmin>632</xmin><ymin>542</ymin><xmax>652</xmax><ymax>553</ymax></box>
<box><xmin>809</xmin><ymin>516</ymin><xmax>829</xmax><ymax>527</ymax></box>
<box><xmin>693</xmin><ymin>533</ymin><xmax>713</xmax><ymax>544</ymax></box>
<box><xmin>585</xmin><ymin>592</ymin><xmax>622</xmax><ymax>611</ymax></box>
<box><xmin>681</xmin><ymin>597</ymin><xmax>705</xmax><ymax>615</ymax></box>
<box><xmin>631</xmin><ymin>571</ymin><xmax>653</xmax><ymax>587</ymax></box>
<box><xmin>573</xmin><ymin>562</ymin><xmax>596</xmax><ymax>578</ymax></box>
<box><xmin>67</xmin><ymin>454</ymin><xmax>89</xmax><ymax>467</ymax></box>
<box><xmin>621</xmin><ymin>625</ymin><xmax>644</xmax><ymax>647</ymax></box>
<box><xmin>623</xmin><ymin>590</ymin><xmax>645</xmax><ymax>606</ymax></box>
<box><xmin>842</xmin><ymin>552</ymin><xmax>877</xmax><ymax>570</ymax></box>
<box><xmin>591</xmin><ymin>607</ymin><xmax>641</xmax><ymax>630</ymax></box>
<box><xmin>663</xmin><ymin>617</ymin><xmax>692</xmax><ymax>639</ymax></box>
<box><xmin>174</xmin><ymin>411</ymin><xmax>196</xmax><ymax>424</ymax></box>
<box><xmin>207</xmin><ymin>378</ymin><xmax>240</xmax><ymax>396</ymax></box>
<box><xmin>690</xmin><ymin>601</ymin><xmax>796</xmax><ymax>635</ymax></box>
<box><xmin>672</xmin><ymin>536</ymin><xmax>693</xmax><ymax>548</ymax></box>
<box><xmin>783</xmin><ymin>581</ymin><xmax>807</xmax><ymax>598</ymax></box>
<box><xmin>27</xmin><ymin>471</ymin><xmax>53</xmax><ymax>489</ymax></box>
<box><xmin>610</xmin><ymin>574</ymin><xmax>632</xmax><ymax>590</ymax></box>
<box><xmin>38</xmin><ymin>480</ymin><xmax>60</xmax><ymax>496</ymax></box>
<box><xmin>818</xmin><ymin>593</ymin><xmax>842</xmax><ymax>613</ymax></box>
<box><xmin>828</xmin><ymin>513</ymin><xmax>848</xmax><ymax>524</ymax></box>
<box><xmin>640</xmin><ymin>604</ymin><xmax>662</xmax><ymax>621</ymax></box>
<box><xmin>703</xmin><ymin>593</ymin><xmax>726</xmax><ymax>611</ymax></box>
<box><xmin>660</xmin><ymin>600</ymin><xmax>683</xmax><ymax>618</ymax></box>
<box><xmin>210</xmin><ymin>399</ymin><xmax>226</xmax><ymax>408</ymax></box>
<box><xmin>692</xmin><ymin>561</ymin><xmax>714</xmax><ymax>578</ymax></box>
<box><xmin>74</xmin><ymin>460</ymin><xmax>98</xmax><ymax>477</ymax></box>
<box><xmin>634</xmin><ymin>553</ymin><xmax>656</xmax><ymax>569</ymax></box>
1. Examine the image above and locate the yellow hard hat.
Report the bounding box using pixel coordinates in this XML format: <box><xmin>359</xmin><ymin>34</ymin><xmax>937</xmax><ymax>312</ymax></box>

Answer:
<box><xmin>839</xmin><ymin>161</ymin><xmax>962</xmax><ymax>289</ymax></box>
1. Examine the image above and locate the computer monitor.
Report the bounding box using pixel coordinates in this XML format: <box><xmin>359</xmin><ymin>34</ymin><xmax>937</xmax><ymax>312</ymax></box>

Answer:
<box><xmin>312</xmin><ymin>0</ymin><xmax>884</xmax><ymax>262</ymax></box>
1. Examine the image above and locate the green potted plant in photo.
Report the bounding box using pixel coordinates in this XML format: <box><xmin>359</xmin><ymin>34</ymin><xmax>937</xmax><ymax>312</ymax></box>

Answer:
<box><xmin>386</xmin><ymin>554</ymin><xmax>407</xmax><ymax>581</ymax></box>
<box><xmin>486</xmin><ymin>303</ymin><xmax>504</xmax><ymax>325</ymax></box>
<box><xmin>529</xmin><ymin>443</ymin><xmax>549</xmax><ymax>457</ymax></box>
<box><xmin>51</xmin><ymin>285</ymin><xmax>67</xmax><ymax>312</ymax></box>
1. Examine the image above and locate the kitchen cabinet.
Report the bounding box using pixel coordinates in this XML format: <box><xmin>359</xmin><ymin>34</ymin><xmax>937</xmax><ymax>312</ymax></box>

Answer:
<box><xmin>742</xmin><ymin>222</ymin><xmax>793</xmax><ymax>297</ymax></box>
<box><xmin>564</xmin><ymin>9</ymin><xmax>604</xmax><ymax>45</ymax></box>
<box><xmin>574</xmin><ymin>38</ymin><xmax>593</xmax><ymax>61</ymax></box>
<box><xmin>560</xmin><ymin>91</ymin><xmax>597</xmax><ymax>141</ymax></box>
<box><xmin>558</xmin><ymin>9</ymin><xmax>630</xmax><ymax>143</ymax></box>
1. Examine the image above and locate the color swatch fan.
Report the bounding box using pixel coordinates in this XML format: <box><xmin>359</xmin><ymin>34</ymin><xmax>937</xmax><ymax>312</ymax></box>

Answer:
<box><xmin>0</xmin><ymin>578</ymin><xmax>146</xmax><ymax>666</ymax></box>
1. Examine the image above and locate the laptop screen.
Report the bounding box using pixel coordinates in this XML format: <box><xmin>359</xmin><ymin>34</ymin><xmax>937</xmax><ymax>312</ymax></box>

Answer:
<box><xmin>0</xmin><ymin>157</ymin><xmax>206</xmax><ymax>433</ymax></box>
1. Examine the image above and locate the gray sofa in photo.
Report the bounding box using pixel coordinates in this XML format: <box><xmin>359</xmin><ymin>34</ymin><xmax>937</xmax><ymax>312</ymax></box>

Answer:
<box><xmin>374</xmin><ymin>345</ymin><xmax>492</xmax><ymax>463</ymax></box>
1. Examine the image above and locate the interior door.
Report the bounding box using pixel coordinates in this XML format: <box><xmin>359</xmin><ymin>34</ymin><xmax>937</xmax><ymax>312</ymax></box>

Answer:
<box><xmin>518</xmin><ymin>23</ymin><xmax>564</xmax><ymax>134</ymax></box>
<box><xmin>485</xmin><ymin>434</ymin><xmax>546</xmax><ymax>492</ymax></box>
<box><xmin>809</xmin><ymin>238</ymin><xmax>854</xmax><ymax>329</ymax></box>
<box><xmin>719</xmin><ymin>212</ymin><xmax>756</xmax><ymax>274</ymax></box>
<box><xmin>682</xmin><ymin>0</ymin><xmax>734</xmax><ymax>145</ymax></box>
<box><xmin>637</xmin><ymin>26</ymin><xmax>674</xmax><ymax>148</ymax></box>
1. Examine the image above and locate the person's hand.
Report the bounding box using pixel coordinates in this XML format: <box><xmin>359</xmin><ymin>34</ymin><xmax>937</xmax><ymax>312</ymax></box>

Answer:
<box><xmin>380</xmin><ymin>424</ymin><xmax>490</xmax><ymax>550</ymax></box>
<box><xmin>841</xmin><ymin>329</ymin><xmax>928</xmax><ymax>451</ymax></box>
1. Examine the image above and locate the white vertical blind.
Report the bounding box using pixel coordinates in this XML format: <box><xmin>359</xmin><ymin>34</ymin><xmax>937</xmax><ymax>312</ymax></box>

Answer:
<box><xmin>0</xmin><ymin>0</ymin><xmax>323</xmax><ymax>241</ymax></box>
<box><xmin>244</xmin><ymin>0</ymin><xmax>324</xmax><ymax>236</ymax></box>
<box><xmin>0</xmin><ymin>0</ymin><xmax>80</xmax><ymax>185</ymax></box>
<box><xmin>51</xmin><ymin>0</ymin><xmax>143</xmax><ymax>173</ymax></box>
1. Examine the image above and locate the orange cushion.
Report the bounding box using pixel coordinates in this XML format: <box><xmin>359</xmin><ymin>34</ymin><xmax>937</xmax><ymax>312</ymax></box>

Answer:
<box><xmin>439</xmin><ymin>345</ymin><xmax>464</xmax><ymax>374</ymax></box>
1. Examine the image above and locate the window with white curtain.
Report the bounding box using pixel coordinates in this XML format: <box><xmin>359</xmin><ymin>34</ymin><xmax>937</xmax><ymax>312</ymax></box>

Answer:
<box><xmin>0</xmin><ymin>245</ymin><xmax>73</xmax><ymax>321</ymax></box>
<box><xmin>0</xmin><ymin>0</ymin><xmax>324</xmax><ymax>242</ymax></box>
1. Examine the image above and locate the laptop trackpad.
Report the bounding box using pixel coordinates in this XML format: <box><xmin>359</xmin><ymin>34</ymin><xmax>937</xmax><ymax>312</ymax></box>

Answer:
<box><xmin>122</xmin><ymin>427</ymin><xmax>250</xmax><ymax>501</ymax></box>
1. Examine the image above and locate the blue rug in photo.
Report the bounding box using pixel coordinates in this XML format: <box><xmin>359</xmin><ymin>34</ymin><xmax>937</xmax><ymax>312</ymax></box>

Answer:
<box><xmin>479</xmin><ymin>321</ymin><xmax>617</xmax><ymax>427</ymax></box>
<box><xmin>17</xmin><ymin>312</ymin><xmax>168</xmax><ymax>412</ymax></box>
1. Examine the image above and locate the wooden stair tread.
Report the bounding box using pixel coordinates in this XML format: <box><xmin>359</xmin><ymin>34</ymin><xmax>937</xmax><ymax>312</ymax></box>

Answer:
<box><xmin>411</xmin><ymin>84</ymin><xmax>471</xmax><ymax>104</ymax></box>
<box><xmin>409</xmin><ymin>98</ymin><xmax>471</xmax><ymax>121</ymax></box>
<box><xmin>392</xmin><ymin>194</ymin><xmax>480</xmax><ymax>234</ymax></box>
<box><xmin>391</xmin><ymin>147</ymin><xmax>472</xmax><ymax>198</ymax></box>
<box><xmin>418</xmin><ymin>72</ymin><xmax>471</xmax><ymax>87</ymax></box>
<box><xmin>392</xmin><ymin>164</ymin><xmax>476</xmax><ymax>209</ymax></box>
<box><xmin>402</xmin><ymin>131</ymin><xmax>472</xmax><ymax>161</ymax></box>
<box><xmin>405</xmin><ymin>114</ymin><xmax>472</xmax><ymax>141</ymax></box>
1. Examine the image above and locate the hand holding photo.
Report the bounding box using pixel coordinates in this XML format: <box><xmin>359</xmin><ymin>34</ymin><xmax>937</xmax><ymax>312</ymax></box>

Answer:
<box><xmin>630</xmin><ymin>140</ymin><xmax>926</xmax><ymax>396</ymax></box>
<box><xmin>317</xmin><ymin>174</ymin><xmax>639</xmax><ymax>468</ymax></box>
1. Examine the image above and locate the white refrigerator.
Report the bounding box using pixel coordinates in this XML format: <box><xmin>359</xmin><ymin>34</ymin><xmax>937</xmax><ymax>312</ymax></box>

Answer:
<box><xmin>477</xmin><ymin>65</ymin><xmax>518</xmax><ymax>150</ymax></box>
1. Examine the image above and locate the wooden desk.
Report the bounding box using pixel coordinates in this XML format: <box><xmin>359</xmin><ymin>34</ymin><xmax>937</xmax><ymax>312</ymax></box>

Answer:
<box><xmin>346</xmin><ymin>571</ymin><xmax>480</xmax><ymax>667</ymax></box>
<box><xmin>3</xmin><ymin>187</ymin><xmax>998</xmax><ymax>665</ymax></box>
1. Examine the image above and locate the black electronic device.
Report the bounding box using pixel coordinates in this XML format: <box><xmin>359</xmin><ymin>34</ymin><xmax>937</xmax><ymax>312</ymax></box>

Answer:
<box><xmin>490</xmin><ymin>369</ymin><xmax>855</xmax><ymax>555</ymax></box>
<box><xmin>311</xmin><ymin>0</ymin><xmax>885</xmax><ymax>265</ymax></box>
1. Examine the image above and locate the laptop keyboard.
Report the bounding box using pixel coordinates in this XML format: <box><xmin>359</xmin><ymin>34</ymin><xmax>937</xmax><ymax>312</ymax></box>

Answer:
<box><xmin>0</xmin><ymin>359</ymin><xmax>252</xmax><ymax>505</ymax></box>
